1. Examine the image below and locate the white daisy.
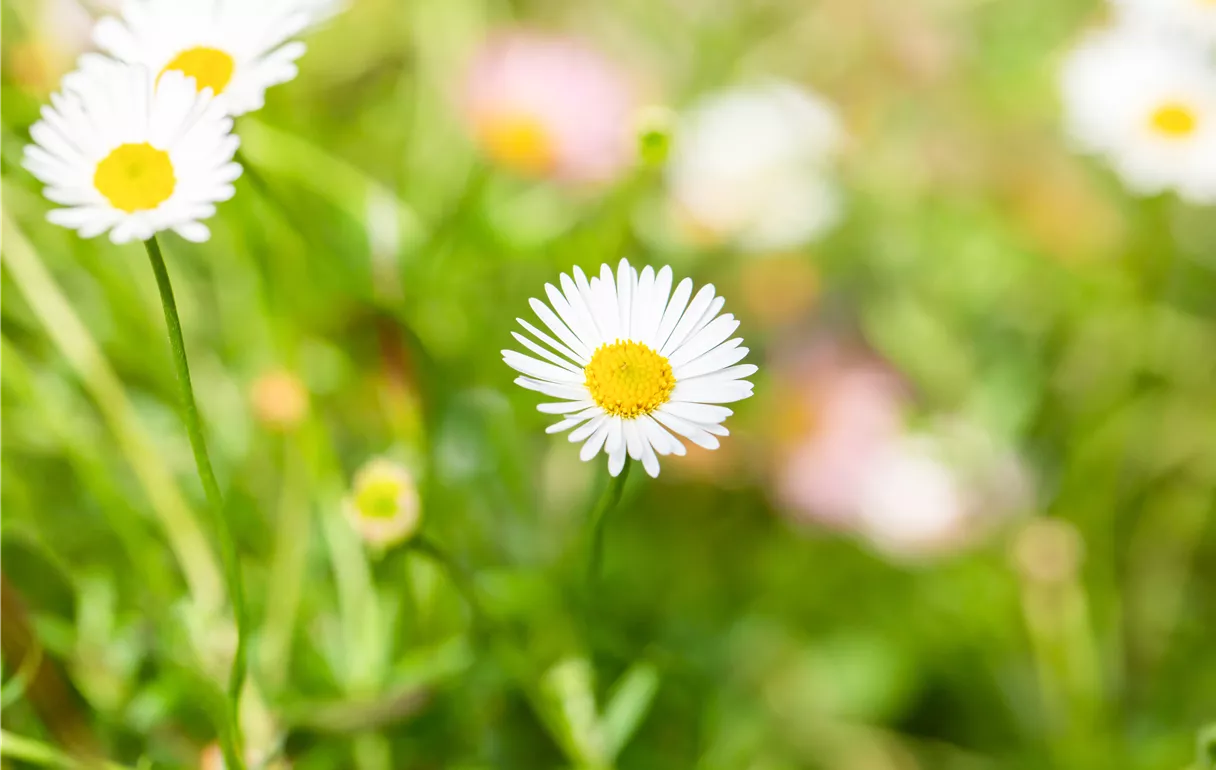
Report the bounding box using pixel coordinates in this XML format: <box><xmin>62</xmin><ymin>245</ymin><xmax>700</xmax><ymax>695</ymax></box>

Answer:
<box><xmin>1060</xmin><ymin>24</ymin><xmax>1216</xmax><ymax>203</ymax></box>
<box><xmin>22</xmin><ymin>56</ymin><xmax>241</xmax><ymax>244</ymax></box>
<box><xmin>667</xmin><ymin>81</ymin><xmax>845</xmax><ymax>252</ymax></box>
<box><xmin>503</xmin><ymin>259</ymin><xmax>756</xmax><ymax>478</ymax></box>
<box><xmin>1111</xmin><ymin>0</ymin><xmax>1216</xmax><ymax>48</ymax></box>
<box><xmin>93</xmin><ymin>0</ymin><xmax>310</xmax><ymax>117</ymax></box>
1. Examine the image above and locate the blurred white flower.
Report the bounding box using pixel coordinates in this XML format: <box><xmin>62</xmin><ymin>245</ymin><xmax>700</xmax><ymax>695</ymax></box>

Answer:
<box><xmin>343</xmin><ymin>458</ymin><xmax>422</xmax><ymax>550</ymax></box>
<box><xmin>1111</xmin><ymin>0</ymin><xmax>1216</xmax><ymax>48</ymax></box>
<box><xmin>463</xmin><ymin>31</ymin><xmax>638</xmax><ymax>183</ymax></box>
<box><xmin>504</xmin><ymin>259</ymin><xmax>755</xmax><ymax>478</ymax></box>
<box><xmin>1060</xmin><ymin>24</ymin><xmax>1216</xmax><ymax>203</ymax></box>
<box><xmin>23</xmin><ymin>56</ymin><xmax>241</xmax><ymax>244</ymax></box>
<box><xmin>856</xmin><ymin>424</ymin><xmax>1032</xmax><ymax>560</ymax></box>
<box><xmin>667</xmin><ymin>81</ymin><xmax>846</xmax><ymax>252</ymax></box>
<box><xmin>94</xmin><ymin>0</ymin><xmax>310</xmax><ymax>116</ymax></box>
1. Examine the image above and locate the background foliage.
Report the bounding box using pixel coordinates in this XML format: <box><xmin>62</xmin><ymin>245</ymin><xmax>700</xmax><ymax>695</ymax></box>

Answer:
<box><xmin>1</xmin><ymin>0</ymin><xmax>1214</xmax><ymax>768</ymax></box>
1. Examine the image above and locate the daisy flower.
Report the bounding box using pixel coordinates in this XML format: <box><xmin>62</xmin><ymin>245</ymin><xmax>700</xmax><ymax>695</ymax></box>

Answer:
<box><xmin>667</xmin><ymin>81</ymin><xmax>845</xmax><ymax>252</ymax></box>
<box><xmin>463</xmin><ymin>31</ymin><xmax>638</xmax><ymax>183</ymax></box>
<box><xmin>1060</xmin><ymin>25</ymin><xmax>1216</xmax><ymax>203</ymax></box>
<box><xmin>503</xmin><ymin>259</ymin><xmax>756</xmax><ymax>478</ymax></box>
<box><xmin>22</xmin><ymin>55</ymin><xmax>241</xmax><ymax>244</ymax></box>
<box><xmin>343</xmin><ymin>458</ymin><xmax>422</xmax><ymax>550</ymax></box>
<box><xmin>93</xmin><ymin>0</ymin><xmax>310</xmax><ymax>116</ymax></box>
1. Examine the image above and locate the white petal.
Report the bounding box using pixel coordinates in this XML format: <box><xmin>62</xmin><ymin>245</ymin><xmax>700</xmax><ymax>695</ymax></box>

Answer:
<box><xmin>511</xmin><ymin>332</ymin><xmax>582</xmax><ymax>374</ymax></box>
<box><xmin>537</xmin><ymin>400</ymin><xmax>594</xmax><ymax>414</ymax></box>
<box><xmin>515</xmin><ymin>376</ymin><xmax>589</xmax><ymax>401</ymax></box>
<box><xmin>653</xmin><ymin>277</ymin><xmax>693</xmax><ymax>352</ymax></box>
<box><xmin>623</xmin><ymin>420</ymin><xmax>645</xmax><ymax>460</ymax></box>
<box><xmin>639</xmin><ymin>432</ymin><xmax>661</xmax><ymax>478</ymax></box>
<box><xmin>503</xmin><ymin>350</ymin><xmax>583</xmax><ymax>384</ymax></box>
<box><xmin>668</xmin><ymin>315</ymin><xmax>740</xmax><ymax>368</ymax></box>
<box><xmin>518</xmin><ymin>318</ymin><xmax>585</xmax><ymax>366</ymax></box>
<box><xmin>672</xmin><ymin>340</ymin><xmax>748</xmax><ymax>380</ymax></box>
<box><xmin>581</xmin><ymin>420</ymin><xmax>612</xmax><ymax>461</ymax></box>
<box><xmin>616</xmin><ymin>258</ymin><xmax>635</xmax><ymax>338</ymax></box>
<box><xmin>671</xmin><ymin>380</ymin><xmax>754</xmax><ymax>404</ymax></box>
<box><xmin>531</xmin><ymin>298</ymin><xmax>593</xmax><ymax>363</ymax></box>
<box><xmin>660</xmin><ymin>284</ymin><xmax>716</xmax><ymax>356</ymax></box>
<box><xmin>653</xmin><ymin>409</ymin><xmax>721</xmax><ymax>450</ymax></box>
<box><xmin>661</xmin><ymin>401</ymin><xmax>733</xmax><ymax>424</ymax></box>
<box><xmin>569</xmin><ymin>413</ymin><xmax>608</xmax><ymax>442</ymax></box>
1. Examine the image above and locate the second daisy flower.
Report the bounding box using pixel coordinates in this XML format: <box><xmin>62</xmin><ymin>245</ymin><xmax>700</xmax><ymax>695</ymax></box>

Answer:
<box><xmin>504</xmin><ymin>260</ymin><xmax>756</xmax><ymax>478</ymax></box>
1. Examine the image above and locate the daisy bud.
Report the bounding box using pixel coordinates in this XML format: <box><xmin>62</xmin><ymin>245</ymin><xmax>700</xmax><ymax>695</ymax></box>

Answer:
<box><xmin>343</xmin><ymin>458</ymin><xmax>422</xmax><ymax>550</ymax></box>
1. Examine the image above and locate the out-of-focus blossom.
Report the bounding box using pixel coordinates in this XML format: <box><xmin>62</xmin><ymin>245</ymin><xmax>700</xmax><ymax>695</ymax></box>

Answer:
<box><xmin>249</xmin><ymin>369</ymin><xmax>309</xmax><ymax>431</ymax></box>
<box><xmin>666</xmin><ymin>81</ymin><xmax>846</xmax><ymax>253</ymax></box>
<box><xmin>343</xmin><ymin>458</ymin><xmax>422</xmax><ymax>550</ymax></box>
<box><xmin>462</xmin><ymin>31</ymin><xmax>638</xmax><ymax>183</ymax></box>
<box><xmin>7</xmin><ymin>0</ymin><xmax>113</xmax><ymax>93</ymax></box>
<box><xmin>1111</xmin><ymin>0</ymin><xmax>1216</xmax><ymax>49</ymax></box>
<box><xmin>856</xmin><ymin>423</ymin><xmax>1032</xmax><ymax>560</ymax></box>
<box><xmin>773</xmin><ymin>342</ymin><xmax>907</xmax><ymax>528</ymax></box>
<box><xmin>94</xmin><ymin>0</ymin><xmax>310</xmax><ymax>116</ymax></box>
<box><xmin>1060</xmin><ymin>25</ymin><xmax>1216</xmax><ymax>204</ymax></box>
<box><xmin>22</xmin><ymin>56</ymin><xmax>241</xmax><ymax>244</ymax></box>
<box><xmin>503</xmin><ymin>259</ymin><xmax>755</xmax><ymax>478</ymax></box>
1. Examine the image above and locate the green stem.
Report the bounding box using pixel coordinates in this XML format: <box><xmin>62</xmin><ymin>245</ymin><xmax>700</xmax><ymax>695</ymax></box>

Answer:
<box><xmin>586</xmin><ymin>462</ymin><xmax>632</xmax><ymax>591</ymax></box>
<box><xmin>142</xmin><ymin>235</ymin><xmax>248</xmax><ymax>770</ymax></box>
<box><xmin>0</xmin><ymin>730</ymin><xmax>133</xmax><ymax>770</ymax></box>
<box><xmin>411</xmin><ymin>535</ymin><xmax>489</xmax><ymax>631</ymax></box>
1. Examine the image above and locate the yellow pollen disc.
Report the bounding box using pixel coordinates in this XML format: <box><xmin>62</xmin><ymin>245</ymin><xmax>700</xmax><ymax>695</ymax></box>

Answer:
<box><xmin>93</xmin><ymin>143</ymin><xmax>176</xmax><ymax>213</ymax></box>
<box><xmin>161</xmin><ymin>46</ymin><xmax>235</xmax><ymax>93</ymax></box>
<box><xmin>585</xmin><ymin>340</ymin><xmax>676</xmax><ymax>419</ymax></box>
<box><xmin>478</xmin><ymin>112</ymin><xmax>555</xmax><ymax>175</ymax></box>
<box><xmin>1150</xmin><ymin>102</ymin><xmax>1199</xmax><ymax>138</ymax></box>
<box><xmin>355</xmin><ymin>477</ymin><xmax>406</xmax><ymax>520</ymax></box>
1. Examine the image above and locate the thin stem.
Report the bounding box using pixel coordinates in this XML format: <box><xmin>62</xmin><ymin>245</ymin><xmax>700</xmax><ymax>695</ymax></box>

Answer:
<box><xmin>142</xmin><ymin>235</ymin><xmax>247</xmax><ymax>770</ymax></box>
<box><xmin>586</xmin><ymin>462</ymin><xmax>632</xmax><ymax>591</ymax></box>
<box><xmin>0</xmin><ymin>730</ymin><xmax>133</xmax><ymax>770</ymax></box>
<box><xmin>411</xmin><ymin>535</ymin><xmax>489</xmax><ymax>631</ymax></box>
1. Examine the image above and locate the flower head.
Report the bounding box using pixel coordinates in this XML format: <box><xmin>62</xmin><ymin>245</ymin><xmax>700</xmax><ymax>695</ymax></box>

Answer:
<box><xmin>504</xmin><ymin>259</ymin><xmax>756</xmax><ymax>478</ymax></box>
<box><xmin>22</xmin><ymin>56</ymin><xmax>241</xmax><ymax>244</ymax></box>
<box><xmin>343</xmin><ymin>458</ymin><xmax>422</xmax><ymax>550</ymax></box>
<box><xmin>1060</xmin><ymin>24</ymin><xmax>1216</xmax><ymax>203</ymax></box>
<box><xmin>93</xmin><ymin>0</ymin><xmax>310</xmax><ymax>116</ymax></box>
<box><xmin>463</xmin><ymin>31</ymin><xmax>638</xmax><ymax>183</ymax></box>
<box><xmin>667</xmin><ymin>81</ymin><xmax>845</xmax><ymax>252</ymax></box>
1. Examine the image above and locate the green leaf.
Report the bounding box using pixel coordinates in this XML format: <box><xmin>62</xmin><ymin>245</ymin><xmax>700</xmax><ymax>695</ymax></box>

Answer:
<box><xmin>601</xmin><ymin>662</ymin><xmax>660</xmax><ymax>761</ymax></box>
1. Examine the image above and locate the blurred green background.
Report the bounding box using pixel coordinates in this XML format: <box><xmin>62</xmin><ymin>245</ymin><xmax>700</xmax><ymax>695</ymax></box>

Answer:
<box><xmin>2</xmin><ymin>0</ymin><xmax>1215</xmax><ymax>768</ymax></box>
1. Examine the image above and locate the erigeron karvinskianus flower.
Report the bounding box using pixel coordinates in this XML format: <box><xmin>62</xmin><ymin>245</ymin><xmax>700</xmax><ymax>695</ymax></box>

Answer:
<box><xmin>1060</xmin><ymin>24</ymin><xmax>1216</xmax><ymax>203</ymax></box>
<box><xmin>93</xmin><ymin>0</ymin><xmax>310</xmax><ymax>116</ymax></box>
<box><xmin>463</xmin><ymin>31</ymin><xmax>638</xmax><ymax>183</ymax></box>
<box><xmin>22</xmin><ymin>55</ymin><xmax>241</xmax><ymax>244</ymax></box>
<box><xmin>343</xmin><ymin>458</ymin><xmax>422</xmax><ymax>550</ymax></box>
<box><xmin>667</xmin><ymin>81</ymin><xmax>846</xmax><ymax>252</ymax></box>
<box><xmin>504</xmin><ymin>259</ymin><xmax>756</xmax><ymax>478</ymax></box>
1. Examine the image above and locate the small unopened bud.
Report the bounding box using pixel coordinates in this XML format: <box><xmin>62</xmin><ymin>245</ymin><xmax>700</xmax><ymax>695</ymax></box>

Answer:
<box><xmin>635</xmin><ymin>105</ymin><xmax>675</xmax><ymax>168</ymax></box>
<box><xmin>343</xmin><ymin>458</ymin><xmax>422</xmax><ymax>550</ymax></box>
<box><xmin>250</xmin><ymin>369</ymin><xmax>309</xmax><ymax>432</ymax></box>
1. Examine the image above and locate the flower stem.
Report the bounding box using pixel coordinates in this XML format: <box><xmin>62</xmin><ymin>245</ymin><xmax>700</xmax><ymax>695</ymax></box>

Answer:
<box><xmin>142</xmin><ymin>236</ymin><xmax>247</xmax><ymax>770</ymax></box>
<box><xmin>586</xmin><ymin>462</ymin><xmax>632</xmax><ymax>591</ymax></box>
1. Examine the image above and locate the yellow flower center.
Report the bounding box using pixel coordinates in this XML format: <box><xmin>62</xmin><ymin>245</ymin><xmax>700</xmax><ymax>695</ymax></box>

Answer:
<box><xmin>1150</xmin><ymin>102</ymin><xmax>1199</xmax><ymax>138</ymax></box>
<box><xmin>585</xmin><ymin>340</ymin><xmax>675</xmax><ymax>419</ymax></box>
<box><xmin>93</xmin><ymin>143</ymin><xmax>176</xmax><ymax>213</ymax></box>
<box><xmin>478</xmin><ymin>112</ymin><xmax>555</xmax><ymax>175</ymax></box>
<box><xmin>355</xmin><ymin>476</ymin><xmax>407</xmax><ymax>520</ymax></box>
<box><xmin>161</xmin><ymin>46</ymin><xmax>235</xmax><ymax>94</ymax></box>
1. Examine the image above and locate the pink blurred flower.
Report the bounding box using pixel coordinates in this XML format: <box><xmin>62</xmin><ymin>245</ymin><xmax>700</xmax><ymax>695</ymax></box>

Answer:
<box><xmin>462</xmin><ymin>31</ymin><xmax>638</xmax><ymax>183</ymax></box>
<box><xmin>773</xmin><ymin>340</ymin><xmax>908</xmax><ymax>527</ymax></box>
